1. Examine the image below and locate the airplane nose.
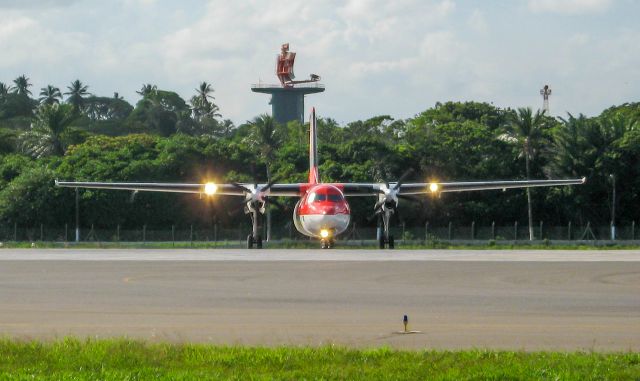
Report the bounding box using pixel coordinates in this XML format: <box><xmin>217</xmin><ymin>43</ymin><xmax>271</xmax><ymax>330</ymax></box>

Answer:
<box><xmin>323</xmin><ymin>206</ymin><xmax>336</xmax><ymax>215</ymax></box>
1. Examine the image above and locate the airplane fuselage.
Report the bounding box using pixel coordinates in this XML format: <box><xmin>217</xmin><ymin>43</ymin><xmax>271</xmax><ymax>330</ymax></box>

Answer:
<box><xmin>293</xmin><ymin>184</ymin><xmax>351</xmax><ymax>238</ymax></box>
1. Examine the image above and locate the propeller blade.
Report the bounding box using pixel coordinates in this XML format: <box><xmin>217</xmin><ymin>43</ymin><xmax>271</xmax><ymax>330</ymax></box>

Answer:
<box><xmin>398</xmin><ymin>194</ymin><xmax>424</xmax><ymax>205</ymax></box>
<box><xmin>230</xmin><ymin>182</ymin><xmax>251</xmax><ymax>193</ymax></box>
<box><xmin>393</xmin><ymin>168</ymin><xmax>415</xmax><ymax>191</ymax></box>
<box><xmin>227</xmin><ymin>198</ymin><xmax>250</xmax><ymax>216</ymax></box>
<box><xmin>367</xmin><ymin>212</ymin><xmax>380</xmax><ymax>223</ymax></box>
<box><xmin>261</xmin><ymin>177</ymin><xmax>279</xmax><ymax>193</ymax></box>
<box><xmin>129</xmin><ymin>190</ymin><xmax>138</xmax><ymax>203</ymax></box>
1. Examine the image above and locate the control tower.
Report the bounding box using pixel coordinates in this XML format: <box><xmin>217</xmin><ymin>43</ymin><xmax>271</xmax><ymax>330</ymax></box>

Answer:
<box><xmin>251</xmin><ymin>43</ymin><xmax>325</xmax><ymax>125</ymax></box>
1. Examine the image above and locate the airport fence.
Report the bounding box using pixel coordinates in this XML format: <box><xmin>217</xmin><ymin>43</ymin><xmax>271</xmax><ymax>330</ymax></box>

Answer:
<box><xmin>0</xmin><ymin>220</ymin><xmax>637</xmax><ymax>244</ymax></box>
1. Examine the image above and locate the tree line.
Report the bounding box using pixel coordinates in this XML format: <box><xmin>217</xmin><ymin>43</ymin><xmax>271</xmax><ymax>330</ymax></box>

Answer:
<box><xmin>0</xmin><ymin>75</ymin><xmax>638</xmax><ymax>234</ymax></box>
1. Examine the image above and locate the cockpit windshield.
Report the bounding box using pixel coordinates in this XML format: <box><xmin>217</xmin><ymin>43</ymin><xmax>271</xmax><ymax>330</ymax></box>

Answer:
<box><xmin>308</xmin><ymin>192</ymin><xmax>343</xmax><ymax>203</ymax></box>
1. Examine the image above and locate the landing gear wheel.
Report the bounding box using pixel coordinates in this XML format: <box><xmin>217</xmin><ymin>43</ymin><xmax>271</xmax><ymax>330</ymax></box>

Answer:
<box><xmin>388</xmin><ymin>235</ymin><xmax>395</xmax><ymax>249</ymax></box>
<box><xmin>321</xmin><ymin>239</ymin><xmax>327</xmax><ymax>249</ymax></box>
<box><xmin>378</xmin><ymin>235</ymin><xmax>385</xmax><ymax>249</ymax></box>
<box><xmin>256</xmin><ymin>235</ymin><xmax>263</xmax><ymax>249</ymax></box>
<box><xmin>327</xmin><ymin>239</ymin><xmax>334</xmax><ymax>249</ymax></box>
<box><xmin>246</xmin><ymin>234</ymin><xmax>254</xmax><ymax>249</ymax></box>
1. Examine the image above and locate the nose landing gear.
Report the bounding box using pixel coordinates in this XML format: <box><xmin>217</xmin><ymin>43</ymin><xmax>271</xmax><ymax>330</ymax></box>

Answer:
<box><xmin>320</xmin><ymin>238</ymin><xmax>335</xmax><ymax>249</ymax></box>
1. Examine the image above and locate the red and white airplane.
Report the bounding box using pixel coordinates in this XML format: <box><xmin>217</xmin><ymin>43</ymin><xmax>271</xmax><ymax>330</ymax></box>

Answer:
<box><xmin>56</xmin><ymin>108</ymin><xmax>585</xmax><ymax>249</ymax></box>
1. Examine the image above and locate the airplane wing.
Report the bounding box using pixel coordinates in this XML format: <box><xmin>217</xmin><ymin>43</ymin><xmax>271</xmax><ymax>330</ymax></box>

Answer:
<box><xmin>54</xmin><ymin>180</ymin><xmax>304</xmax><ymax>197</ymax></box>
<box><xmin>336</xmin><ymin>177</ymin><xmax>586</xmax><ymax>196</ymax></box>
<box><xmin>396</xmin><ymin>177</ymin><xmax>586</xmax><ymax>195</ymax></box>
<box><xmin>56</xmin><ymin>177</ymin><xmax>586</xmax><ymax>197</ymax></box>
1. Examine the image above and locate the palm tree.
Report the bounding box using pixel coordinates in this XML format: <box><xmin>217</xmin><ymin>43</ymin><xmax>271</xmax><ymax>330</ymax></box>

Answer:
<box><xmin>0</xmin><ymin>82</ymin><xmax>14</xmax><ymax>98</ymax></box>
<box><xmin>39</xmin><ymin>85</ymin><xmax>62</xmax><ymax>105</ymax></box>
<box><xmin>12</xmin><ymin>75</ymin><xmax>32</xmax><ymax>96</ymax></box>
<box><xmin>136</xmin><ymin>83</ymin><xmax>157</xmax><ymax>97</ymax></box>
<box><xmin>19</xmin><ymin>103</ymin><xmax>76</xmax><ymax>158</ymax></box>
<box><xmin>503</xmin><ymin>107</ymin><xmax>547</xmax><ymax>240</ymax></box>
<box><xmin>64</xmin><ymin>79</ymin><xmax>90</xmax><ymax>112</ymax></box>
<box><xmin>244</xmin><ymin>114</ymin><xmax>280</xmax><ymax>180</ymax></box>
<box><xmin>190</xmin><ymin>81</ymin><xmax>220</xmax><ymax>121</ymax></box>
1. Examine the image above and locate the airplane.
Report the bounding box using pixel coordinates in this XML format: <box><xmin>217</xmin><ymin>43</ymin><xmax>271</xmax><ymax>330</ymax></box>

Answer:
<box><xmin>56</xmin><ymin>108</ymin><xmax>585</xmax><ymax>249</ymax></box>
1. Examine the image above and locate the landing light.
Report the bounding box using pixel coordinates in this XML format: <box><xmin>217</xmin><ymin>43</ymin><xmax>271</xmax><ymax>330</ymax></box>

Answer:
<box><xmin>320</xmin><ymin>229</ymin><xmax>330</xmax><ymax>238</ymax></box>
<box><xmin>429</xmin><ymin>183</ymin><xmax>439</xmax><ymax>193</ymax></box>
<box><xmin>204</xmin><ymin>182</ymin><xmax>218</xmax><ymax>195</ymax></box>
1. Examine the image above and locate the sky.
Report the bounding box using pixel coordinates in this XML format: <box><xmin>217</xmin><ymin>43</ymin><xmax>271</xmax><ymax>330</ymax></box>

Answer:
<box><xmin>0</xmin><ymin>0</ymin><xmax>638</xmax><ymax>124</ymax></box>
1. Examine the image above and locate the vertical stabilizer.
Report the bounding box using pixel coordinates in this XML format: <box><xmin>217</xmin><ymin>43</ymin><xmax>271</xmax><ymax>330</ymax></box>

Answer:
<box><xmin>308</xmin><ymin>107</ymin><xmax>319</xmax><ymax>184</ymax></box>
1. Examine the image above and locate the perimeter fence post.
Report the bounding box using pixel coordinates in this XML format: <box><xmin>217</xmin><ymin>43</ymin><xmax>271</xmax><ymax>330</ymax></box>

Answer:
<box><xmin>539</xmin><ymin>221</ymin><xmax>543</xmax><ymax>240</ymax></box>
<box><xmin>214</xmin><ymin>223</ymin><xmax>218</xmax><ymax>242</ymax></box>
<box><xmin>172</xmin><ymin>225</ymin><xmax>175</xmax><ymax>247</ymax></box>
<box><xmin>425</xmin><ymin>221</ymin><xmax>429</xmax><ymax>241</ymax></box>
<box><xmin>40</xmin><ymin>224</ymin><xmax>43</xmax><ymax>242</ymax></box>
<box><xmin>491</xmin><ymin>221</ymin><xmax>495</xmax><ymax>240</ymax></box>
<box><xmin>65</xmin><ymin>224</ymin><xmax>68</xmax><ymax>242</ymax></box>
<box><xmin>448</xmin><ymin>222</ymin><xmax>452</xmax><ymax>240</ymax></box>
<box><xmin>116</xmin><ymin>225</ymin><xmax>120</xmax><ymax>242</ymax></box>
<box><xmin>14</xmin><ymin>222</ymin><xmax>17</xmax><ymax>242</ymax></box>
<box><xmin>514</xmin><ymin>221</ymin><xmax>518</xmax><ymax>241</ymax></box>
<box><xmin>190</xmin><ymin>225</ymin><xmax>193</xmax><ymax>247</ymax></box>
<box><xmin>632</xmin><ymin>221</ymin><xmax>636</xmax><ymax>240</ymax></box>
<box><xmin>568</xmin><ymin>221</ymin><xmax>572</xmax><ymax>240</ymax></box>
<box><xmin>402</xmin><ymin>221</ymin><xmax>406</xmax><ymax>244</ymax></box>
<box><xmin>471</xmin><ymin>221</ymin><xmax>475</xmax><ymax>240</ymax></box>
<box><xmin>142</xmin><ymin>225</ymin><xmax>146</xmax><ymax>244</ymax></box>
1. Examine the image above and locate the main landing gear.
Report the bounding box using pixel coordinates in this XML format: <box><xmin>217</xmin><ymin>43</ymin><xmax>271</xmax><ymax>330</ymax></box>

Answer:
<box><xmin>246</xmin><ymin>202</ymin><xmax>264</xmax><ymax>249</ymax></box>
<box><xmin>378</xmin><ymin>208</ymin><xmax>395</xmax><ymax>249</ymax></box>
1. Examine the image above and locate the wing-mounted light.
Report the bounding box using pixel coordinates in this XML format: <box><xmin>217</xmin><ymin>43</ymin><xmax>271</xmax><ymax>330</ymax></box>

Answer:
<box><xmin>429</xmin><ymin>183</ymin><xmax>439</xmax><ymax>193</ymax></box>
<box><xmin>204</xmin><ymin>182</ymin><xmax>218</xmax><ymax>195</ymax></box>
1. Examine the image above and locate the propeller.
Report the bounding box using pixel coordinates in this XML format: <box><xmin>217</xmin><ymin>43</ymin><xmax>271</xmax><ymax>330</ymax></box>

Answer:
<box><xmin>373</xmin><ymin>168</ymin><xmax>415</xmax><ymax>213</ymax></box>
<box><xmin>227</xmin><ymin>177</ymin><xmax>280</xmax><ymax>215</ymax></box>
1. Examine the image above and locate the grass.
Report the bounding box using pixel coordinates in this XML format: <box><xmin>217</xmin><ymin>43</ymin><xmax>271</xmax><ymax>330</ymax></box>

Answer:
<box><xmin>1</xmin><ymin>240</ymin><xmax>639</xmax><ymax>250</ymax></box>
<box><xmin>0</xmin><ymin>339</ymin><xmax>638</xmax><ymax>380</ymax></box>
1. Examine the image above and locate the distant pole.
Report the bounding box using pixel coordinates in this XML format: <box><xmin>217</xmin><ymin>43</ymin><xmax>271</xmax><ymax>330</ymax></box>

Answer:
<box><xmin>540</xmin><ymin>84</ymin><xmax>552</xmax><ymax>114</ymax></box>
<box><xmin>75</xmin><ymin>187</ymin><xmax>80</xmax><ymax>242</ymax></box>
<box><xmin>610</xmin><ymin>174</ymin><xmax>616</xmax><ymax>240</ymax></box>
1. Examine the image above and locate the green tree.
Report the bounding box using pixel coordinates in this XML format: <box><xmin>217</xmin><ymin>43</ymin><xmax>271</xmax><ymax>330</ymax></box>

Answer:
<box><xmin>19</xmin><ymin>104</ymin><xmax>77</xmax><ymax>158</ymax></box>
<box><xmin>65</xmin><ymin>79</ymin><xmax>90</xmax><ymax>112</ymax></box>
<box><xmin>12</xmin><ymin>75</ymin><xmax>32</xmax><ymax>96</ymax></box>
<box><xmin>502</xmin><ymin>108</ymin><xmax>548</xmax><ymax>240</ymax></box>
<box><xmin>39</xmin><ymin>85</ymin><xmax>62</xmax><ymax>105</ymax></box>
<box><xmin>0</xmin><ymin>82</ymin><xmax>13</xmax><ymax>99</ymax></box>
<box><xmin>127</xmin><ymin>90</ymin><xmax>190</xmax><ymax>136</ymax></box>
<box><xmin>190</xmin><ymin>81</ymin><xmax>221</xmax><ymax>120</ymax></box>
<box><xmin>244</xmin><ymin>115</ymin><xmax>281</xmax><ymax>180</ymax></box>
<box><xmin>136</xmin><ymin>84</ymin><xmax>157</xmax><ymax>98</ymax></box>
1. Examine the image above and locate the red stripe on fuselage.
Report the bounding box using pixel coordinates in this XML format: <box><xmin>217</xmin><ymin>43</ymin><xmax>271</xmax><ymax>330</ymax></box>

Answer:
<box><xmin>297</xmin><ymin>184</ymin><xmax>350</xmax><ymax>216</ymax></box>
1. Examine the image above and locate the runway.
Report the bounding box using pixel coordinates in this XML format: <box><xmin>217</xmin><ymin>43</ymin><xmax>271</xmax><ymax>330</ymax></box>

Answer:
<box><xmin>0</xmin><ymin>249</ymin><xmax>638</xmax><ymax>350</ymax></box>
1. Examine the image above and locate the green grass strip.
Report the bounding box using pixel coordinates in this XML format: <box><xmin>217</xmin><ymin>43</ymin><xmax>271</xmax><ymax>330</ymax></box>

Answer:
<box><xmin>0</xmin><ymin>339</ymin><xmax>638</xmax><ymax>380</ymax></box>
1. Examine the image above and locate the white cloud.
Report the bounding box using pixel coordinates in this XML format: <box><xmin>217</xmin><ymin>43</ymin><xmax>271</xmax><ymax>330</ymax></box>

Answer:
<box><xmin>0</xmin><ymin>0</ymin><xmax>638</xmax><ymax>123</ymax></box>
<box><xmin>528</xmin><ymin>0</ymin><xmax>612</xmax><ymax>14</ymax></box>
<box><xmin>468</xmin><ymin>9</ymin><xmax>488</xmax><ymax>33</ymax></box>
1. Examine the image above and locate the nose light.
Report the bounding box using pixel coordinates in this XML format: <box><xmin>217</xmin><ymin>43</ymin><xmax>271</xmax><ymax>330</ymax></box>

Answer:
<box><xmin>320</xmin><ymin>229</ymin><xmax>330</xmax><ymax>238</ymax></box>
<box><xmin>204</xmin><ymin>182</ymin><xmax>218</xmax><ymax>195</ymax></box>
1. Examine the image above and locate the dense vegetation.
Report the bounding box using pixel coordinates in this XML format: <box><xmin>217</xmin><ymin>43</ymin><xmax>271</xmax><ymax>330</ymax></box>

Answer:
<box><xmin>0</xmin><ymin>339</ymin><xmax>638</xmax><ymax>380</ymax></box>
<box><xmin>0</xmin><ymin>75</ymin><xmax>638</xmax><ymax>232</ymax></box>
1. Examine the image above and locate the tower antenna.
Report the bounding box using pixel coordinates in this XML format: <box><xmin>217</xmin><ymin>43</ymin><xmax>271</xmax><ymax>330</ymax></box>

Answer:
<box><xmin>540</xmin><ymin>84</ymin><xmax>552</xmax><ymax>114</ymax></box>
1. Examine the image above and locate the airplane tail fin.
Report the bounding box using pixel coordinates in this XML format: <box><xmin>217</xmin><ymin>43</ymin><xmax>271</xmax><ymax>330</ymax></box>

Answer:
<box><xmin>308</xmin><ymin>107</ymin><xmax>319</xmax><ymax>184</ymax></box>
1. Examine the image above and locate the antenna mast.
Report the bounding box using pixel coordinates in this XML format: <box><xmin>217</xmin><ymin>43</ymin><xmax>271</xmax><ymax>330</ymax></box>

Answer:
<box><xmin>540</xmin><ymin>84</ymin><xmax>552</xmax><ymax>114</ymax></box>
